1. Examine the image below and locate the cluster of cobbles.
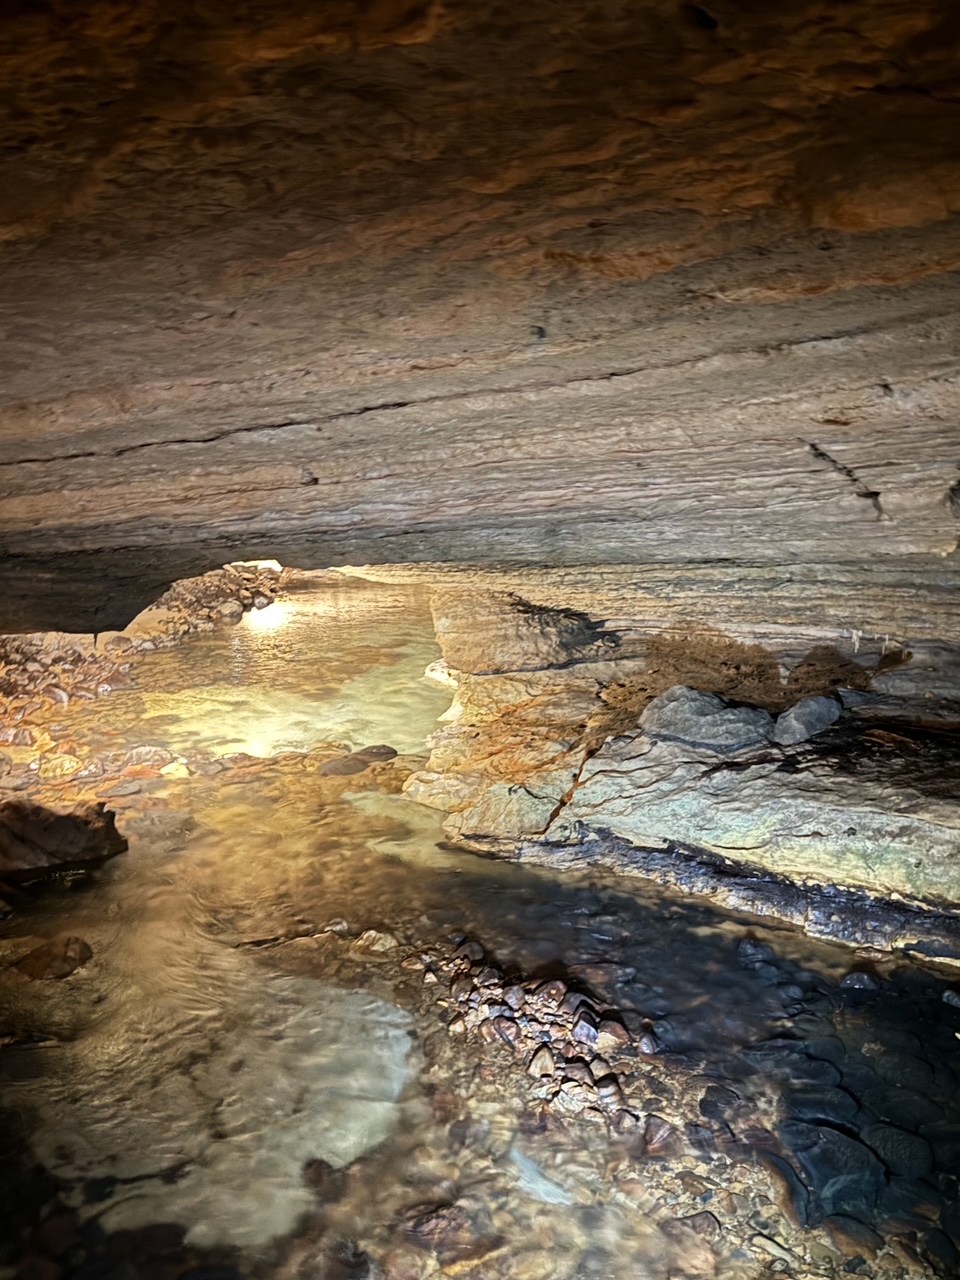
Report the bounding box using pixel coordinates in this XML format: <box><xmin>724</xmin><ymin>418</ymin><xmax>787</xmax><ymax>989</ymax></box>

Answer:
<box><xmin>435</xmin><ymin>937</ymin><xmax>654</xmax><ymax>1125</ymax></box>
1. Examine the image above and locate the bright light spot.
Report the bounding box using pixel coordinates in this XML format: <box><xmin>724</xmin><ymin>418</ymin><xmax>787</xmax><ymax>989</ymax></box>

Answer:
<box><xmin>242</xmin><ymin>598</ymin><xmax>294</xmax><ymax>632</ymax></box>
<box><xmin>230</xmin><ymin>558</ymin><xmax>283</xmax><ymax>572</ymax></box>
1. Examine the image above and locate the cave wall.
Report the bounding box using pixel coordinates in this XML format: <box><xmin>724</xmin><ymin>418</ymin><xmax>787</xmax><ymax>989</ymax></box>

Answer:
<box><xmin>0</xmin><ymin>1</ymin><xmax>958</xmax><ymax>629</ymax></box>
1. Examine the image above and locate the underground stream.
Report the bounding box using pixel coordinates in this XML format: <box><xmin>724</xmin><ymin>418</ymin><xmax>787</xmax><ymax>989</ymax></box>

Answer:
<box><xmin>1</xmin><ymin>576</ymin><xmax>959</xmax><ymax>1280</ymax></box>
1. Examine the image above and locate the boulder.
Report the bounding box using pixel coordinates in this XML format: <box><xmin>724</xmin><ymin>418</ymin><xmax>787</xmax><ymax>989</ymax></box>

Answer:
<box><xmin>0</xmin><ymin>800</ymin><xmax>127</xmax><ymax>877</ymax></box>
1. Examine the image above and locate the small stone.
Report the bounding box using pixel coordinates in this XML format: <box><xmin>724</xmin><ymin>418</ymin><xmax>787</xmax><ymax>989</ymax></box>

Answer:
<box><xmin>216</xmin><ymin>599</ymin><xmax>244</xmax><ymax>622</ymax></box>
<box><xmin>0</xmin><ymin>725</ymin><xmax>35</xmax><ymax>746</ymax></box>
<box><xmin>493</xmin><ymin>1016</ymin><xmax>520</xmax><ymax>1048</ymax></box>
<box><xmin>503</xmin><ymin>984</ymin><xmax>526</xmax><ymax>1010</ymax></box>
<box><xmin>561</xmin><ymin>1059</ymin><xmax>595</xmax><ymax>1084</ymax></box>
<box><xmin>942</xmin><ymin>989</ymin><xmax>960</xmax><ymax>1008</ymax></box>
<box><xmin>772</xmin><ymin>695</ymin><xmax>841</xmax><ymax>746</ymax></box>
<box><xmin>38</xmin><ymin>753</ymin><xmax>82</xmax><ymax>780</ymax></box>
<box><xmin>823</xmin><ymin>1215</ymin><xmax>883</xmax><ymax>1260</ymax></box>
<box><xmin>422</xmin><ymin>970</ymin><xmax>438</xmax><ymax>986</ymax></box>
<box><xmin>303</xmin><ymin>1158</ymin><xmax>347</xmax><ymax>1201</ymax></box>
<box><xmin>534</xmin><ymin>978</ymin><xmax>567</xmax><ymax>1006</ymax></box>
<box><xmin>644</xmin><ymin>1115</ymin><xmax>682</xmax><ymax>1158</ymax></box>
<box><xmin>15</xmin><ymin>936</ymin><xmax>93</xmax><ymax>980</ymax></box>
<box><xmin>354</xmin><ymin>929</ymin><xmax>398</xmax><ymax>951</ymax></box>
<box><xmin>920</xmin><ymin>1228</ymin><xmax>960</xmax><ymax>1273</ymax></box>
<box><xmin>353</xmin><ymin>743</ymin><xmax>398</xmax><ymax>761</ymax></box>
<box><xmin>637</xmin><ymin>1032</ymin><xmax>659</xmax><ymax>1055</ymax></box>
<box><xmin>573</xmin><ymin>1009</ymin><xmax>599</xmax><ymax>1046</ymax></box>
<box><xmin>596</xmin><ymin>1075</ymin><xmax>625</xmax><ymax>1109</ymax></box>
<box><xmin>398</xmin><ymin>1202</ymin><xmax>501</xmax><ymax>1264</ymax></box>
<box><xmin>528</xmin><ymin>1046</ymin><xmax>555</xmax><ymax>1078</ymax></box>
<box><xmin>596</xmin><ymin>1017</ymin><xmax>631</xmax><ymax>1052</ymax></box>
<box><xmin>318</xmin><ymin>754</ymin><xmax>372</xmax><ymax>776</ymax></box>
<box><xmin>455</xmin><ymin>940</ymin><xmax>485</xmax><ymax>963</ymax></box>
<box><xmin>98</xmin><ymin>780</ymin><xmax>141</xmax><ymax>797</ymax></box>
<box><xmin>659</xmin><ymin>1219</ymin><xmax>717</xmax><ymax>1280</ymax></box>
<box><xmin>737</xmin><ymin>938</ymin><xmax>775</xmax><ymax>964</ymax></box>
<box><xmin>478</xmin><ymin>1018</ymin><xmax>499</xmax><ymax>1043</ymax></box>
<box><xmin>683</xmin><ymin>1211</ymin><xmax>721</xmax><ymax>1243</ymax></box>
<box><xmin>448</xmin><ymin>1017</ymin><xmax>466</xmax><ymax>1036</ymax></box>
<box><xmin>751</xmin><ymin>1234</ymin><xmax>797</xmax><ymax>1265</ymax></box>
<box><xmin>840</xmin><ymin>969</ymin><xmax>880</xmax><ymax>991</ymax></box>
<box><xmin>123</xmin><ymin>745</ymin><xmax>175</xmax><ymax>769</ymax></box>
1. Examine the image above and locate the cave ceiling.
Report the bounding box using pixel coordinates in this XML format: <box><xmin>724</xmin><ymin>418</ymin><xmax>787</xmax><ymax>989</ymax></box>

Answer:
<box><xmin>0</xmin><ymin>0</ymin><xmax>959</xmax><ymax>625</ymax></box>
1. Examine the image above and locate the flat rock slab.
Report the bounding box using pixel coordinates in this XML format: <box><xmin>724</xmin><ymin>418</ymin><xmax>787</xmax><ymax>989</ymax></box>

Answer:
<box><xmin>14</xmin><ymin>935</ymin><xmax>93</xmax><ymax>980</ymax></box>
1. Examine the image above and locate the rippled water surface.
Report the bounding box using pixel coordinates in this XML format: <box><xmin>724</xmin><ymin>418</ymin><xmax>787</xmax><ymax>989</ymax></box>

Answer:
<box><xmin>2</xmin><ymin>578</ymin><xmax>959</xmax><ymax>1279</ymax></box>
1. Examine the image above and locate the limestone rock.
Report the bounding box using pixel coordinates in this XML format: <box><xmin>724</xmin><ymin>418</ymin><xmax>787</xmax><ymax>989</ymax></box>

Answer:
<box><xmin>772</xmin><ymin>696</ymin><xmax>842</xmax><ymax>746</ymax></box>
<box><xmin>639</xmin><ymin>685</ymin><xmax>773</xmax><ymax>753</ymax></box>
<box><xmin>551</xmin><ymin>731</ymin><xmax>960</xmax><ymax>907</ymax></box>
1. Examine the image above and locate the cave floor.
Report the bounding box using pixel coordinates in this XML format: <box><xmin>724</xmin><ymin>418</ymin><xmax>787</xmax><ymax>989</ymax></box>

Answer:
<box><xmin>1</xmin><ymin>580</ymin><xmax>959</xmax><ymax>1280</ymax></box>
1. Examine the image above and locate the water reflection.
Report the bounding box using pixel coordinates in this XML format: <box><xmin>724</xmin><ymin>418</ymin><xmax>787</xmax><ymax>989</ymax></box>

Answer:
<box><xmin>1</xmin><ymin>578</ymin><xmax>959</xmax><ymax>1278</ymax></box>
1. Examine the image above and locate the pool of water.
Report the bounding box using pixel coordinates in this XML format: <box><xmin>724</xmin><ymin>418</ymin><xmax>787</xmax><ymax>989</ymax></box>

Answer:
<box><xmin>1</xmin><ymin>577</ymin><xmax>959</xmax><ymax>1279</ymax></box>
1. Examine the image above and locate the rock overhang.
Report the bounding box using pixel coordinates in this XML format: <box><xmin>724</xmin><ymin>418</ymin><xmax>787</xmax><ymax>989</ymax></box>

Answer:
<box><xmin>0</xmin><ymin>0</ymin><xmax>958</xmax><ymax>606</ymax></box>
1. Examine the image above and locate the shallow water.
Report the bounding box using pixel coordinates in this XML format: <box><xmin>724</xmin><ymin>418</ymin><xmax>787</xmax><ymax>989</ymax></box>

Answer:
<box><xmin>2</xmin><ymin>578</ymin><xmax>960</xmax><ymax>1278</ymax></box>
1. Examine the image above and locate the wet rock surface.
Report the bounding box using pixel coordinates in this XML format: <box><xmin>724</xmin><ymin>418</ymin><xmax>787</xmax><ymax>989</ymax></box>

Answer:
<box><xmin>1</xmin><ymin>570</ymin><xmax>960</xmax><ymax>1280</ymax></box>
<box><xmin>772</xmin><ymin>696</ymin><xmax>843</xmax><ymax>747</ymax></box>
<box><xmin>0</xmin><ymin>800</ymin><xmax>126</xmax><ymax>878</ymax></box>
<box><xmin>0</xmin><ymin>564</ymin><xmax>281</xmax><ymax>732</ymax></box>
<box><xmin>403</xmin><ymin>583</ymin><xmax>960</xmax><ymax>951</ymax></box>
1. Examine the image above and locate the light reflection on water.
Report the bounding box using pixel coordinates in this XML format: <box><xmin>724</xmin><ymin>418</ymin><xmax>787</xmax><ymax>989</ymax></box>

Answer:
<box><xmin>1</xmin><ymin>577</ymin><xmax>959</xmax><ymax>1276</ymax></box>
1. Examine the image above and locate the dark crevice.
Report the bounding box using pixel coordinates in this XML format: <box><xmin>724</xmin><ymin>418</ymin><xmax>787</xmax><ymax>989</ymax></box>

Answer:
<box><xmin>802</xmin><ymin>439</ymin><xmax>886</xmax><ymax>519</ymax></box>
<box><xmin>0</xmin><ymin>324</ymin><xmax>952</xmax><ymax>471</ymax></box>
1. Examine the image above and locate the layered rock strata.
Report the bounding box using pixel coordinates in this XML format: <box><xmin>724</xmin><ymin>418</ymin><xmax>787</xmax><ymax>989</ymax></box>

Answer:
<box><xmin>398</xmin><ymin>572</ymin><xmax>960</xmax><ymax>954</ymax></box>
<box><xmin>0</xmin><ymin>1</ymin><xmax>959</xmax><ymax>596</ymax></box>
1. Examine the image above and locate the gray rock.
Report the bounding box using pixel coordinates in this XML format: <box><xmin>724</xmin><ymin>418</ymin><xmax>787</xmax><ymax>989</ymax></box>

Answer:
<box><xmin>639</xmin><ymin>685</ymin><xmax>773</xmax><ymax>752</ymax></box>
<box><xmin>840</xmin><ymin>969</ymin><xmax>880</xmax><ymax>991</ymax></box>
<box><xmin>772</xmin><ymin>695</ymin><xmax>841</xmax><ymax>745</ymax></box>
